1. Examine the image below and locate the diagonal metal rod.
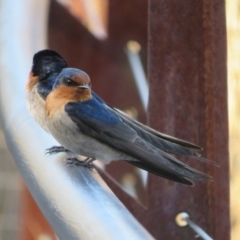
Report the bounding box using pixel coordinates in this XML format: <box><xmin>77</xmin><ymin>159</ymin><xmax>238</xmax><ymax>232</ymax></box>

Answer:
<box><xmin>126</xmin><ymin>40</ymin><xmax>149</xmax><ymax>111</ymax></box>
<box><xmin>0</xmin><ymin>1</ymin><xmax>154</xmax><ymax>239</ymax></box>
<box><xmin>126</xmin><ymin>40</ymin><xmax>149</xmax><ymax>188</ymax></box>
<box><xmin>176</xmin><ymin>212</ymin><xmax>213</xmax><ymax>240</ymax></box>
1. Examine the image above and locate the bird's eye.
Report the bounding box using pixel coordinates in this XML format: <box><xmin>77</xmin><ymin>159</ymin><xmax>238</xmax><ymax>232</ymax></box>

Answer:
<box><xmin>65</xmin><ymin>78</ymin><xmax>74</xmax><ymax>86</ymax></box>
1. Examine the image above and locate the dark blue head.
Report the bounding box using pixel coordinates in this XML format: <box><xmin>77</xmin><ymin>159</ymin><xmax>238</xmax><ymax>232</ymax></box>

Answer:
<box><xmin>32</xmin><ymin>49</ymin><xmax>68</xmax><ymax>99</ymax></box>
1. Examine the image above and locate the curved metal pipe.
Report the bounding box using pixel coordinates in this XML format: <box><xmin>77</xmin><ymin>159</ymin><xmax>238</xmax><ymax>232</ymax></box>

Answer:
<box><xmin>0</xmin><ymin>1</ymin><xmax>154</xmax><ymax>239</ymax></box>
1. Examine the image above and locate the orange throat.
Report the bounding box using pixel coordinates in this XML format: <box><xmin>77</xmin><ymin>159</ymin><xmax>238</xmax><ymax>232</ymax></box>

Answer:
<box><xmin>26</xmin><ymin>72</ymin><xmax>39</xmax><ymax>92</ymax></box>
<box><xmin>45</xmin><ymin>85</ymin><xmax>92</xmax><ymax>118</ymax></box>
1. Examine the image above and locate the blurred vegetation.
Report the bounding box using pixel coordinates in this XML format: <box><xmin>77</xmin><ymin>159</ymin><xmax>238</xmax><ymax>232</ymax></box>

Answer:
<box><xmin>227</xmin><ymin>1</ymin><xmax>240</xmax><ymax>239</ymax></box>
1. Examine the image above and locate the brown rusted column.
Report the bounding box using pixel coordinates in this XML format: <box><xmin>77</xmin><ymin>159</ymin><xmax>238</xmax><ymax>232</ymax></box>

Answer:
<box><xmin>148</xmin><ymin>0</ymin><xmax>229</xmax><ymax>239</ymax></box>
<box><xmin>19</xmin><ymin>185</ymin><xmax>56</xmax><ymax>240</ymax></box>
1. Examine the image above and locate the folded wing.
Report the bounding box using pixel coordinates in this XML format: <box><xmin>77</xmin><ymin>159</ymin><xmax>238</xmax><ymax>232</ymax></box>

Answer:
<box><xmin>65</xmin><ymin>99</ymin><xmax>211</xmax><ymax>185</ymax></box>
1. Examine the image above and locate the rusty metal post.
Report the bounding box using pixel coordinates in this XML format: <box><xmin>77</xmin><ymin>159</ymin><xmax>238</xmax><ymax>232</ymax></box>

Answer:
<box><xmin>148</xmin><ymin>0</ymin><xmax>229</xmax><ymax>239</ymax></box>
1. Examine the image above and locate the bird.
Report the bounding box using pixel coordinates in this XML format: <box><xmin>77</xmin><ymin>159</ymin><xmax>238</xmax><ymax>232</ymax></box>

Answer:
<box><xmin>26</xmin><ymin>49</ymin><xmax>71</xmax><ymax>154</ymax></box>
<box><xmin>26</xmin><ymin>50</ymin><xmax>214</xmax><ymax>185</ymax></box>
<box><xmin>42</xmin><ymin>66</ymin><xmax>213</xmax><ymax>185</ymax></box>
<box><xmin>26</xmin><ymin>49</ymin><xmax>68</xmax><ymax>131</ymax></box>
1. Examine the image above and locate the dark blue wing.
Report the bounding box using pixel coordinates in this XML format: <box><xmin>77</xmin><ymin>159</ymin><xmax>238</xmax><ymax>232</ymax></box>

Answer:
<box><xmin>91</xmin><ymin>91</ymin><xmax>215</xmax><ymax>165</ymax></box>
<box><xmin>65</xmin><ymin>98</ymin><xmax>138</xmax><ymax>142</ymax></box>
<box><xmin>91</xmin><ymin>90</ymin><xmax>201</xmax><ymax>149</ymax></box>
<box><xmin>65</xmin><ymin>98</ymin><xmax>211</xmax><ymax>185</ymax></box>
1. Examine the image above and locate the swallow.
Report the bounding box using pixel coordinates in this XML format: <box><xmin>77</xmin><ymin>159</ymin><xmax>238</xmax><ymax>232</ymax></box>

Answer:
<box><xmin>43</xmin><ymin>67</ymin><xmax>212</xmax><ymax>185</ymax></box>
<box><xmin>26</xmin><ymin>50</ymin><xmax>72</xmax><ymax>154</ymax></box>
<box><xmin>26</xmin><ymin>49</ymin><xmax>68</xmax><ymax>131</ymax></box>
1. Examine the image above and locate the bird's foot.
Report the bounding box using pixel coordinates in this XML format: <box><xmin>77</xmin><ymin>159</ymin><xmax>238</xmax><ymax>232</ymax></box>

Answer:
<box><xmin>65</xmin><ymin>157</ymin><xmax>96</xmax><ymax>169</ymax></box>
<box><xmin>45</xmin><ymin>146</ymin><xmax>71</xmax><ymax>155</ymax></box>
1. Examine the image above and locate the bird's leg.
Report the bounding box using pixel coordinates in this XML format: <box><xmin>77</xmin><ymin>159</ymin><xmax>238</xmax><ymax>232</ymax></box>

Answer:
<box><xmin>45</xmin><ymin>146</ymin><xmax>71</xmax><ymax>155</ymax></box>
<box><xmin>83</xmin><ymin>157</ymin><xmax>96</xmax><ymax>165</ymax></box>
<box><xmin>65</xmin><ymin>157</ymin><xmax>96</xmax><ymax>169</ymax></box>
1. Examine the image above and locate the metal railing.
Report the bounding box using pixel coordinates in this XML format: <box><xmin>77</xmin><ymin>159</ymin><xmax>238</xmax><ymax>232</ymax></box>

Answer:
<box><xmin>0</xmin><ymin>1</ymin><xmax>154</xmax><ymax>239</ymax></box>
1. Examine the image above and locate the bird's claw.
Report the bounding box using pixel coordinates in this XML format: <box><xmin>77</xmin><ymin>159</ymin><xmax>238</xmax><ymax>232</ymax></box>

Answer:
<box><xmin>65</xmin><ymin>157</ymin><xmax>96</xmax><ymax>169</ymax></box>
<box><xmin>45</xmin><ymin>146</ymin><xmax>70</xmax><ymax>155</ymax></box>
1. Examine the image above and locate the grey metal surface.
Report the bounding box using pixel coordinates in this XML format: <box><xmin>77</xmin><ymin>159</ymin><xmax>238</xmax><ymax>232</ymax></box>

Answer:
<box><xmin>0</xmin><ymin>0</ymin><xmax>154</xmax><ymax>239</ymax></box>
<box><xmin>0</xmin><ymin>120</ymin><xmax>20</xmax><ymax>240</ymax></box>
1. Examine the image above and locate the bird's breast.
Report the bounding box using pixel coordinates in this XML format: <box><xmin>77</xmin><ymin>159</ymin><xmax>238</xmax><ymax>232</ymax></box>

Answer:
<box><xmin>47</xmin><ymin>111</ymin><xmax>132</xmax><ymax>163</ymax></box>
<box><xmin>26</xmin><ymin>86</ymin><xmax>49</xmax><ymax>132</ymax></box>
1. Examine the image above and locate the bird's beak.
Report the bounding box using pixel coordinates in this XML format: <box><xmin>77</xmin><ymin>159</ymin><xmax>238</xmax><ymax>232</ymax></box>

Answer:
<box><xmin>78</xmin><ymin>84</ymin><xmax>89</xmax><ymax>89</ymax></box>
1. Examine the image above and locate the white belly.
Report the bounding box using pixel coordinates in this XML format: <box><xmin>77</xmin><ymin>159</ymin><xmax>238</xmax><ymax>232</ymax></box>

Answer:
<box><xmin>47</xmin><ymin>111</ymin><xmax>133</xmax><ymax>163</ymax></box>
<box><xmin>26</xmin><ymin>87</ymin><xmax>49</xmax><ymax>132</ymax></box>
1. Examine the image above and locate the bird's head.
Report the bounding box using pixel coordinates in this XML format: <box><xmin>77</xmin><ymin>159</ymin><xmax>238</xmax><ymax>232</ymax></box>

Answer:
<box><xmin>52</xmin><ymin>68</ymin><xmax>92</xmax><ymax>102</ymax></box>
<box><xmin>26</xmin><ymin>49</ymin><xmax>67</xmax><ymax>99</ymax></box>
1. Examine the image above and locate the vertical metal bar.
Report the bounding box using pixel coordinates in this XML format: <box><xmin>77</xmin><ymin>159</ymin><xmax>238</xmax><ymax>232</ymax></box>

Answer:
<box><xmin>147</xmin><ymin>0</ymin><xmax>229</xmax><ymax>239</ymax></box>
